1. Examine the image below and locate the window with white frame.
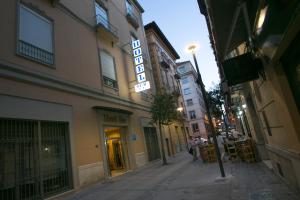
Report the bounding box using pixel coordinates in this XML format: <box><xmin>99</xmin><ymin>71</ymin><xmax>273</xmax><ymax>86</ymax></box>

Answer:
<box><xmin>189</xmin><ymin>110</ymin><xmax>196</xmax><ymax>119</ymax></box>
<box><xmin>181</xmin><ymin>77</ymin><xmax>189</xmax><ymax>84</ymax></box>
<box><xmin>186</xmin><ymin>99</ymin><xmax>193</xmax><ymax>106</ymax></box>
<box><xmin>100</xmin><ymin>51</ymin><xmax>118</xmax><ymax>88</ymax></box>
<box><xmin>177</xmin><ymin>66</ymin><xmax>186</xmax><ymax>74</ymax></box>
<box><xmin>184</xmin><ymin>88</ymin><xmax>191</xmax><ymax>95</ymax></box>
<box><xmin>18</xmin><ymin>4</ymin><xmax>54</xmax><ymax>65</ymax></box>
<box><xmin>125</xmin><ymin>0</ymin><xmax>133</xmax><ymax>14</ymax></box>
<box><xmin>95</xmin><ymin>2</ymin><xmax>109</xmax><ymax>29</ymax></box>
<box><xmin>192</xmin><ymin>123</ymin><xmax>199</xmax><ymax>132</ymax></box>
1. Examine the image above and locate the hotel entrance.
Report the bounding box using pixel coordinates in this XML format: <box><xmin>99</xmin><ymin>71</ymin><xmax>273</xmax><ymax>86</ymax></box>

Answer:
<box><xmin>104</xmin><ymin>127</ymin><xmax>127</xmax><ymax>177</ymax></box>
<box><xmin>94</xmin><ymin>106</ymin><xmax>133</xmax><ymax>178</ymax></box>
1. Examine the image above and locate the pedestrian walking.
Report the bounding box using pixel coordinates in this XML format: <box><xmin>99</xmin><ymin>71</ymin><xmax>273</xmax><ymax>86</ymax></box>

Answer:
<box><xmin>188</xmin><ymin>136</ymin><xmax>198</xmax><ymax>161</ymax></box>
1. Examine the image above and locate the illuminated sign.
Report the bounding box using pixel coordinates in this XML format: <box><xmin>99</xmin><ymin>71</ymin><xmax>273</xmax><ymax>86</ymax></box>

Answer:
<box><xmin>135</xmin><ymin>81</ymin><xmax>151</xmax><ymax>92</ymax></box>
<box><xmin>132</xmin><ymin>39</ymin><xmax>151</xmax><ymax>93</ymax></box>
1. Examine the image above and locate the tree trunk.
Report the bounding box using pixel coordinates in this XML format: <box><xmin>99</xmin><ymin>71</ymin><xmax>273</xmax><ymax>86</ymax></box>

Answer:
<box><xmin>158</xmin><ymin>123</ymin><xmax>167</xmax><ymax>165</ymax></box>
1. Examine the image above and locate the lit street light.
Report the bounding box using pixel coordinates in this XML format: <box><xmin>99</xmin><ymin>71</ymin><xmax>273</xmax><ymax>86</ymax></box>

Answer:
<box><xmin>187</xmin><ymin>43</ymin><xmax>226</xmax><ymax>178</ymax></box>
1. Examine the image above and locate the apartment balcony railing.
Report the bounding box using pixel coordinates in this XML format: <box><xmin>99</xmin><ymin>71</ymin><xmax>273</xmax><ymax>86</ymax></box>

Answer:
<box><xmin>17</xmin><ymin>40</ymin><xmax>54</xmax><ymax>65</ymax></box>
<box><xmin>103</xmin><ymin>76</ymin><xmax>118</xmax><ymax>89</ymax></box>
<box><xmin>96</xmin><ymin>15</ymin><xmax>119</xmax><ymax>43</ymax></box>
<box><xmin>126</xmin><ymin>10</ymin><xmax>139</xmax><ymax>29</ymax></box>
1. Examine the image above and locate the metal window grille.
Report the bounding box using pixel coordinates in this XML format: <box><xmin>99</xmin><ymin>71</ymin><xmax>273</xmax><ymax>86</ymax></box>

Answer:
<box><xmin>17</xmin><ymin>40</ymin><xmax>54</xmax><ymax>65</ymax></box>
<box><xmin>103</xmin><ymin>76</ymin><xmax>118</xmax><ymax>89</ymax></box>
<box><xmin>95</xmin><ymin>14</ymin><xmax>118</xmax><ymax>37</ymax></box>
<box><xmin>0</xmin><ymin>118</ymin><xmax>72</xmax><ymax>200</ymax></box>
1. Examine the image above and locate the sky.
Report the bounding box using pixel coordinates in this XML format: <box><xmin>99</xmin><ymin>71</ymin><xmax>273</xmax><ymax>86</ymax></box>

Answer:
<box><xmin>138</xmin><ymin>0</ymin><xmax>220</xmax><ymax>89</ymax></box>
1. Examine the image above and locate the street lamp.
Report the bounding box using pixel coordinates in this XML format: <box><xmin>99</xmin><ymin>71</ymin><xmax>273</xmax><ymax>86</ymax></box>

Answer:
<box><xmin>187</xmin><ymin>43</ymin><xmax>226</xmax><ymax>178</ymax></box>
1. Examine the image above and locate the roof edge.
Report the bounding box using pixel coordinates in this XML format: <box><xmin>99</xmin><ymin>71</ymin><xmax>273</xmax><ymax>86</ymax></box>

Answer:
<box><xmin>144</xmin><ymin>21</ymin><xmax>180</xmax><ymax>59</ymax></box>
<box><xmin>132</xmin><ymin>0</ymin><xmax>144</xmax><ymax>13</ymax></box>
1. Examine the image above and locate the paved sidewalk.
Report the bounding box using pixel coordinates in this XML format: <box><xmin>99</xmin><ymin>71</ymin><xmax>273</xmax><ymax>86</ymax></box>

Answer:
<box><xmin>62</xmin><ymin>152</ymin><xmax>300</xmax><ymax>200</ymax></box>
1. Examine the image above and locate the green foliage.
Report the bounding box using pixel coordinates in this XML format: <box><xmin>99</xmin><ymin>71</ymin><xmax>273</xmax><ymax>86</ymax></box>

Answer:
<box><xmin>207</xmin><ymin>84</ymin><xmax>223</xmax><ymax>119</ymax></box>
<box><xmin>150</xmin><ymin>92</ymin><xmax>178</xmax><ymax>126</ymax></box>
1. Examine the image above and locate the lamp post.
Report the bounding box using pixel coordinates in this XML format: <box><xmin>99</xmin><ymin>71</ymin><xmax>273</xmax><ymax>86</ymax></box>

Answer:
<box><xmin>187</xmin><ymin>44</ymin><xmax>225</xmax><ymax>178</ymax></box>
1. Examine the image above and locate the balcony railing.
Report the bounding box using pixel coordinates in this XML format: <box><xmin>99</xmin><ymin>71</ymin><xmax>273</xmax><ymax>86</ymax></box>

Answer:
<box><xmin>103</xmin><ymin>76</ymin><xmax>118</xmax><ymax>89</ymax></box>
<box><xmin>17</xmin><ymin>40</ymin><xmax>54</xmax><ymax>65</ymax></box>
<box><xmin>160</xmin><ymin>52</ymin><xmax>170</xmax><ymax>68</ymax></box>
<box><xmin>126</xmin><ymin>10</ymin><xmax>139</xmax><ymax>28</ymax></box>
<box><xmin>96</xmin><ymin>15</ymin><xmax>118</xmax><ymax>40</ymax></box>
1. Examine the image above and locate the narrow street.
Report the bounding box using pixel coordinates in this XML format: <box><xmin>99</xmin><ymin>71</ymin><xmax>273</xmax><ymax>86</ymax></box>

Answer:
<box><xmin>62</xmin><ymin>153</ymin><xmax>300</xmax><ymax>200</ymax></box>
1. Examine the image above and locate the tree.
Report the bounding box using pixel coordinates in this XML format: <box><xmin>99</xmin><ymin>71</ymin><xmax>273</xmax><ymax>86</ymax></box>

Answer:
<box><xmin>150</xmin><ymin>92</ymin><xmax>178</xmax><ymax>165</ymax></box>
<box><xmin>207</xmin><ymin>84</ymin><xmax>229</xmax><ymax>137</ymax></box>
<box><xmin>207</xmin><ymin>84</ymin><xmax>223</xmax><ymax>120</ymax></box>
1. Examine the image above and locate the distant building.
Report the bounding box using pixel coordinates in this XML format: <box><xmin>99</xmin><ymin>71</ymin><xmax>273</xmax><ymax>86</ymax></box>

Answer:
<box><xmin>176</xmin><ymin>61</ymin><xmax>208</xmax><ymax>138</ymax></box>
<box><xmin>145</xmin><ymin>21</ymin><xmax>189</xmax><ymax>155</ymax></box>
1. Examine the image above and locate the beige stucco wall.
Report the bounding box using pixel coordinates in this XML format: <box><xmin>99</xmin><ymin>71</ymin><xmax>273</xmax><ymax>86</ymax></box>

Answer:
<box><xmin>246</xmin><ymin>41</ymin><xmax>300</xmax><ymax>190</ymax></box>
<box><xmin>0</xmin><ymin>0</ymin><xmax>155</xmax><ymax>192</ymax></box>
<box><xmin>0</xmin><ymin>0</ymin><xmax>102</xmax><ymax>88</ymax></box>
<box><xmin>251</xmin><ymin>62</ymin><xmax>300</xmax><ymax>152</ymax></box>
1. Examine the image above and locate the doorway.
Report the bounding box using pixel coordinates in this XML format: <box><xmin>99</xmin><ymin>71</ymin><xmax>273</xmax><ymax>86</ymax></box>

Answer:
<box><xmin>144</xmin><ymin>127</ymin><xmax>160</xmax><ymax>161</ymax></box>
<box><xmin>104</xmin><ymin>127</ymin><xmax>126</xmax><ymax>177</ymax></box>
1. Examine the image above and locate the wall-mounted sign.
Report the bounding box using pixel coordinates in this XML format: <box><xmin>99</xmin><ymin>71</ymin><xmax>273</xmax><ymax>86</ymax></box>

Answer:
<box><xmin>131</xmin><ymin>134</ymin><xmax>137</xmax><ymax>141</ymax></box>
<box><xmin>103</xmin><ymin>113</ymin><xmax>128</xmax><ymax>124</ymax></box>
<box><xmin>132</xmin><ymin>40</ymin><xmax>150</xmax><ymax>93</ymax></box>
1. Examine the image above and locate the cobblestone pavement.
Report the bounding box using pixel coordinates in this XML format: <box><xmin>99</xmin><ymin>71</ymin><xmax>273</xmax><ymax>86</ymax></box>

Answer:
<box><xmin>61</xmin><ymin>152</ymin><xmax>300</xmax><ymax>200</ymax></box>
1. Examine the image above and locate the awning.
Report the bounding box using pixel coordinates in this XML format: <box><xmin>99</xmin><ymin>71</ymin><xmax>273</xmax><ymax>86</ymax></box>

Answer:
<box><xmin>93</xmin><ymin>106</ymin><xmax>133</xmax><ymax>115</ymax></box>
<box><xmin>205</xmin><ymin>0</ymin><xmax>259</xmax><ymax>61</ymax></box>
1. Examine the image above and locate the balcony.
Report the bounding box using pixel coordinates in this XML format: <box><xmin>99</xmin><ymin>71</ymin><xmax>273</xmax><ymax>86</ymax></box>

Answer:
<box><xmin>160</xmin><ymin>52</ymin><xmax>170</xmax><ymax>68</ymax></box>
<box><xmin>103</xmin><ymin>76</ymin><xmax>118</xmax><ymax>89</ymax></box>
<box><xmin>17</xmin><ymin>40</ymin><xmax>54</xmax><ymax>65</ymax></box>
<box><xmin>95</xmin><ymin>15</ymin><xmax>119</xmax><ymax>43</ymax></box>
<box><xmin>126</xmin><ymin>10</ymin><xmax>139</xmax><ymax>29</ymax></box>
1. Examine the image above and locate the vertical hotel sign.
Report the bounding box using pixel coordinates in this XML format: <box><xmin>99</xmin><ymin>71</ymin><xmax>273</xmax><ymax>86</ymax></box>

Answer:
<box><xmin>132</xmin><ymin>40</ymin><xmax>151</xmax><ymax>92</ymax></box>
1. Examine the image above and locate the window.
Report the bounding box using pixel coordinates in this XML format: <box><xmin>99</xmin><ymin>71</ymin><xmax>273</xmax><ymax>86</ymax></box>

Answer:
<box><xmin>18</xmin><ymin>4</ymin><xmax>54</xmax><ymax>65</ymax></box>
<box><xmin>181</xmin><ymin>77</ymin><xmax>189</xmax><ymax>84</ymax></box>
<box><xmin>177</xmin><ymin>66</ymin><xmax>186</xmax><ymax>74</ymax></box>
<box><xmin>192</xmin><ymin>123</ymin><xmax>199</xmax><ymax>132</ymax></box>
<box><xmin>186</xmin><ymin>99</ymin><xmax>193</xmax><ymax>106</ymax></box>
<box><xmin>100</xmin><ymin>51</ymin><xmax>118</xmax><ymax>88</ymax></box>
<box><xmin>125</xmin><ymin>0</ymin><xmax>133</xmax><ymax>14</ymax></box>
<box><xmin>184</xmin><ymin>88</ymin><xmax>191</xmax><ymax>95</ymax></box>
<box><xmin>189</xmin><ymin>110</ymin><xmax>196</xmax><ymax>119</ymax></box>
<box><xmin>95</xmin><ymin>2</ymin><xmax>109</xmax><ymax>29</ymax></box>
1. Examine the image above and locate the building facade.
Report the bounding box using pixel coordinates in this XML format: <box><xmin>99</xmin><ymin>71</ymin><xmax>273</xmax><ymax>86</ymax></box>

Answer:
<box><xmin>145</xmin><ymin>21</ymin><xmax>189</xmax><ymax>156</ymax></box>
<box><xmin>199</xmin><ymin>0</ymin><xmax>300</xmax><ymax>191</ymax></box>
<box><xmin>176</xmin><ymin>61</ymin><xmax>208</xmax><ymax>139</ymax></box>
<box><xmin>0</xmin><ymin>0</ymin><xmax>161</xmax><ymax>199</ymax></box>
